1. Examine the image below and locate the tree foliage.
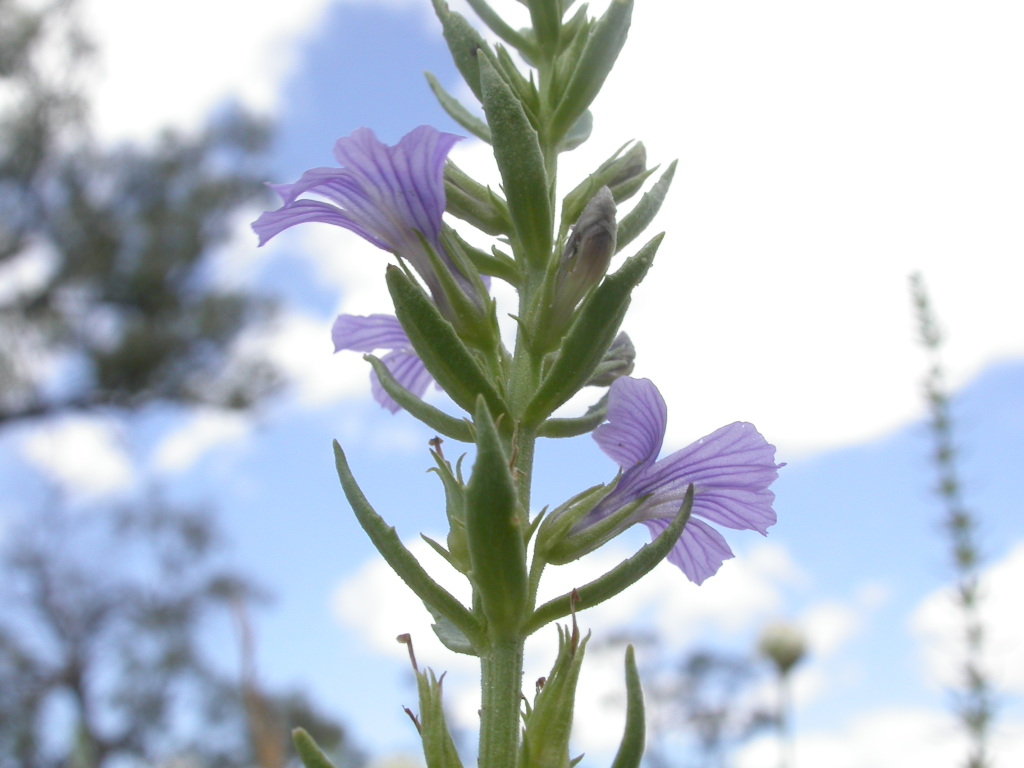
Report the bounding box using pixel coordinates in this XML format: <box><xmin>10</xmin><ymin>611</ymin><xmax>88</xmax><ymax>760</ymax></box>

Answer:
<box><xmin>0</xmin><ymin>2</ymin><xmax>361</xmax><ymax>765</ymax></box>
<box><xmin>0</xmin><ymin>0</ymin><xmax>281</xmax><ymax>425</ymax></box>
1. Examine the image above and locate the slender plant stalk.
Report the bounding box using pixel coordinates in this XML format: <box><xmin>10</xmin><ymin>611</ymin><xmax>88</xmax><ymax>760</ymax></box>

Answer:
<box><xmin>910</xmin><ymin>273</ymin><xmax>993</xmax><ymax>768</ymax></box>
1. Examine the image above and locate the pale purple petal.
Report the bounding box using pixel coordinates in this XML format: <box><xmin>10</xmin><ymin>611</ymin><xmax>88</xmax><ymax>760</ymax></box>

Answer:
<box><xmin>370</xmin><ymin>349</ymin><xmax>434</xmax><ymax>413</ymax></box>
<box><xmin>592</xmin><ymin>376</ymin><xmax>667</xmax><ymax>470</ymax></box>
<box><xmin>332</xmin><ymin>314</ymin><xmax>410</xmax><ymax>353</ymax></box>
<box><xmin>628</xmin><ymin>422</ymin><xmax>781</xmax><ymax>534</ymax></box>
<box><xmin>581</xmin><ymin>376</ymin><xmax>782</xmax><ymax>585</ymax></box>
<box><xmin>251</xmin><ymin>126</ymin><xmax>460</xmax><ymax>266</ymax></box>
<box><xmin>333</xmin><ymin>126</ymin><xmax>456</xmax><ymax>244</ymax></box>
<box><xmin>645</xmin><ymin>517</ymin><xmax>735</xmax><ymax>585</ymax></box>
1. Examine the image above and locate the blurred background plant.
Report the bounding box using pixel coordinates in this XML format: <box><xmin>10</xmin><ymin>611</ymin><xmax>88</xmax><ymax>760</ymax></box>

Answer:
<box><xmin>912</xmin><ymin>273</ymin><xmax>994</xmax><ymax>768</ymax></box>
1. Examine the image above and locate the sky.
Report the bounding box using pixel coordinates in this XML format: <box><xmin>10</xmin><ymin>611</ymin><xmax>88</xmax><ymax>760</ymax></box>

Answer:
<box><xmin>4</xmin><ymin>0</ymin><xmax>1024</xmax><ymax>765</ymax></box>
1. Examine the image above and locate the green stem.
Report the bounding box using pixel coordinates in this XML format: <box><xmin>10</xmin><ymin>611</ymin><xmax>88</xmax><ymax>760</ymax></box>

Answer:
<box><xmin>478</xmin><ymin>635</ymin><xmax>525</xmax><ymax>768</ymax></box>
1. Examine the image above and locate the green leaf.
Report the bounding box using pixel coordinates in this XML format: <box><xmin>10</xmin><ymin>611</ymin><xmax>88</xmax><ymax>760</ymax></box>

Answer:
<box><xmin>445</xmin><ymin>161</ymin><xmax>512</xmax><ymax>237</ymax></box>
<box><xmin>416</xmin><ymin>668</ymin><xmax>466</xmax><ymax>768</ymax></box>
<box><xmin>386</xmin><ymin>265</ymin><xmax>507</xmax><ymax>417</ymax></box>
<box><xmin>478</xmin><ymin>53</ymin><xmax>553</xmax><ymax>267</ymax></box>
<box><xmin>537</xmin><ymin>394</ymin><xmax>608</xmax><ymax>438</ymax></box>
<box><xmin>364</xmin><ymin>355</ymin><xmax>474</xmax><ymax>442</ymax></box>
<box><xmin>333</xmin><ymin>441</ymin><xmax>484</xmax><ymax>648</ymax></box>
<box><xmin>465</xmin><ymin>397</ymin><xmax>529</xmax><ymax>635</ymax></box>
<box><xmin>525</xmin><ymin>0</ymin><xmax>562</xmax><ymax>54</ymax></box>
<box><xmin>609</xmin><ymin>646</ymin><xmax>646</xmax><ymax>768</ymax></box>
<box><xmin>426</xmin><ymin>73</ymin><xmax>492</xmax><ymax>143</ymax></box>
<box><xmin>550</xmin><ymin>0</ymin><xmax>633</xmax><ymax>142</ymax></box>
<box><xmin>465</xmin><ymin>0</ymin><xmax>537</xmax><ymax>56</ymax></box>
<box><xmin>431</xmin><ymin>0</ymin><xmax>492</xmax><ymax>100</ymax></box>
<box><xmin>293</xmin><ymin>728</ymin><xmax>338</xmax><ymax>768</ymax></box>
<box><xmin>523</xmin><ymin>233</ymin><xmax>662</xmax><ymax>426</ymax></box>
<box><xmin>525</xmin><ymin>486</ymin><xmax>693</xmax><ymax>634</ymax></box>
<box><xmin>616</xmin><ymin>161</ymin><xmax>676</xmax><ymax>253</ymax></box>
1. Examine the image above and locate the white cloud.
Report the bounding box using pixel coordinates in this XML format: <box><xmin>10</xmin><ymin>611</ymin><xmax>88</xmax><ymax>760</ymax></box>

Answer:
<box><xmin>255</xmin><ymin>309</ymin><xmax>363</xmax><ymax>408</ymax></box>
<box><xmin>20</xmin><ymin>416</ymin><xmax>134</xmax><ymax>499</ymax></box>
<box><xmin>81</xmin><ymin>0</ymin><xmax>335</xmax><ymax>141</ymax></box>
<box><xmin>151</xmin><ymin>409</ymin><xmax>250</xmax><ymax>474</ymax></box>
<box><xmin>740</xmin><ymin>706</ymin><xmax>1024</xmax><ymax>768</ymax></box>
<box><xmin>424</xmin><ymin>1</ymin><xmax>1024</xmax><ymax>457</ymax></box>
<box><xmin>911</xmin><ymin>541</ymin><xmax>1024</xmax><ymax>694</ymax></box>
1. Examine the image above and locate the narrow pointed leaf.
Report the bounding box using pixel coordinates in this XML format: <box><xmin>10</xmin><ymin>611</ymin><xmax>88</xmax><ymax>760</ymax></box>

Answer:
<box><xmin>365</xmin><ymin>355</ymin><xmax>474</xmax><ymax>442</ymax></box>
<box><xmin>465</xmin><ymin>0</ymin><xmax>536</xmax><ymax>55</ymax></box>
<box><xmin>550</xmin><ymin>0</ymin><xmax>633</xmax><ymax>141</ymax></box>
<box><xmin>465</xmin><ymin>397</ymin><xmax>528</xmax><ymax>635</ymax></box>
<box><xmin>334</xmin><ymin>441</ymin><xmax>484</xmax><ymax>648</ymax></box>
<box><xmin>478</xmin><ymin>53</ymin><xmax>553</xmax><ymax>266</ymax></box>
<box><xmin>386</xmin><ymin>265</ymin><xmax>507</xmax><ymax>417</ymax></box>
<box><xmin>294</xmin><ymin>729</ymin><xmax>338</xmax><ymax>768</ymax></box>
<box><xmin>538</xmin><ymin>395</ymin><xmax>608</xmax><ymax>438</ymax></box>
<box><xmin>609</xmin><ymin>646</ymin><xmax>646</xmax><ymax>768</ymax></box>
<box><xmin>426</xmin><ymin>73</ymin><xmax>492</xmax><ymax>143</ymax></box>
<box><xmin>526</xmin><ymin>0</ymin><xmax>562</xmax><ymax>53</ymax></box>
<box><xmin>431</xmin><ymin>0</ymin><xmax>491</xmax><ymax>100</ymax></box>
<box><xmin>616</xmin><ymin>161</ymin><xmax>676</xmax><ymax>253</ymax></box>
<box><xmin>525</xmin><ymin>486</ymin><xmax>692</xmax><ymax>634</ymax></box>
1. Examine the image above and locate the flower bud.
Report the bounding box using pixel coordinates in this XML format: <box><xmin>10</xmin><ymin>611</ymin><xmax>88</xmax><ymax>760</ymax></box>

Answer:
<box><xmin>758</xmin><ymin>621</ymin><xmax>807</xmax><ymax>676</ymax></box>
<box><xmin>545</xmin><ymin>187</ymin><xmax>617</xmax><ymax>340</ymax></box>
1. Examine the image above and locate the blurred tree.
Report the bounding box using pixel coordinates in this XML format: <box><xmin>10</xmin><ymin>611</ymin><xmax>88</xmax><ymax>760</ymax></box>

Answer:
<box><xmin>0</xmin><ymin>0</ymin><xmax>281</xmax><ymax>425</ymax></box>
<box><xmin>0</xmin><ymin>1</ymin><xmax>358</xmax><ymax>766</ymax></box>
<box><xmin>0</xmin><ymin>499</ymin><xmax>363</xmax><ymax>768</ymax></box>
<box><xmin>597</xmin><ymin>632</ymin><xmax>773</xmax><ymax>768</ymax></box>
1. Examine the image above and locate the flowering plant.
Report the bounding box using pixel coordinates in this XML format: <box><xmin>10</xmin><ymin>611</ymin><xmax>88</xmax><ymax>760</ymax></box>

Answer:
<box><xmin>255</xmin><ymin>2</ymin><xmax>781</xmax><ymax>766</ymax></box>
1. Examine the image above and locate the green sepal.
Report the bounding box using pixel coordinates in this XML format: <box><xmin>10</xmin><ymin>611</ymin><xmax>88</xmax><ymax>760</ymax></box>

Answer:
<box><xmin>386</xmin><ymin>265</ymin><xmax>507</xmax><ymax>417</ymax></box>
<box><xmin>458</xmin><ymin>233</ymin><xmax>521</xmax><ymax>286</ymax></box>
<box><xmin>428</xmin><ymin>447</ymin><xmax>471</xmax><ymax>572</ymax></box>
<box><xmin>424</xmin><ymin>231</ymin><xmax>500</xmax><ymax>350</ymax></box>
<box><xmin>522</xmin><ymin>234</ymin><xmax>662</xmax><ymax>426</ymax></box>
<box><xmin>557</xmin><ymin>2</ymin><xmax>590</xmax><ymax>54</ymax></box>
<box><xmin>541</xmin><ymin>495</ymin><xmax>645</xmax><ymax>565</ymax></box>
<box><xmin>425</xmin><ymin>72</ymin><xmax>492</xmax><ymax>143</ymax></box>
<box><xmin>465</xmin><ymin>0</ymin><xmax>537</xmax><ymax>56</ymax></box>
<box><xmin>445</xmin><ymin>161</ymin><xmax>512</xmax><ymax>237</ymax></box>
<box><xmin>525</xmin><ymin>486</ymin><xmax>693</xmax><ymax>634</ymax></box>
<box><xmin>364</xmin><ymin>355</ymin><xmax>474</xmax><ymax>443</ymax></box>
<box><xmin>609</xmin><ymin>646</ymin><xmax>646</xmax><ymax>768</ymax></box>
<box><xmin>548</xmin><ymin>11</ymin><xmax>591</xmax><ymax>105</ymax></box>
<box><xmin>478</xmin><ymin>52</ymin><xmax>553</xmax><ymax>267</ymax></box>
<box><xmin>537</xmin><ymin>394</ymin><xmax>608</xmax><ymax>438</ymax></box>
<box><xmin>293</xmin><ymin>728</ymin><xmax>338</xmax><ymax>768</ymax></box>
<box><xmin>550</xmin><ymin>0</ymin><xmax>633</xmax><ymax>142</ymax></box>
<box><xmin>333</xmin><ymin>441</ymin><xmax>484</xmax><ymax>649</ymax></box>
<box><xmin>431</xmin><ymin>0</ymin><xmax>492</xmax><ymax>100</ymax></box>
<box><xmin>616</xmin><ymin>160</ymin><xmax>676</xmax><ymax>253</ymax></box>
<box><xmin>534</xmin><ymin>480</ymin><xmax>616</xmax><ymax>558</ymax></box>
<box><xmin>560</xmin><ymin>142</ymin><xmax>648</xmax><ymax>239</ymax></box>
<box><xmin>518</xmin><ymin>626</ymin><xmax>589</xmax><ymax>768</ymax></box>
<box><xmin>465</xmin><ymin>396</ymin><xmax>529</xmax><ymax>636</ymax></box>
<box><xmin>525</xmin><ymin>0</ymin><xmax>562</xmax><ymax>55</ymax></box>
<box><xmin>415</xmin><ymin>668</ymin><xmax>466</xmax><ymax>768</ymax></box>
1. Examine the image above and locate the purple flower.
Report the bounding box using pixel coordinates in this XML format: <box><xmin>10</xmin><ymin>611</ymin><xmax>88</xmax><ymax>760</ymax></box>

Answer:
<box><xmin>582</xmin><ymin>376</ymin><xmax>782</xmax><ymax>585</ymax></box>
<box><xmin>252</xmin><ymin>125</ymin><xmax>470</xmax><ymax>306</ymax></box>
<box><xmin>331</xmin><ymin>314</ymin><xmax>435</xmax><ymax>414</ymax></box>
